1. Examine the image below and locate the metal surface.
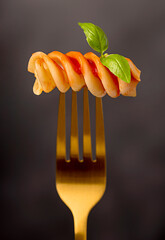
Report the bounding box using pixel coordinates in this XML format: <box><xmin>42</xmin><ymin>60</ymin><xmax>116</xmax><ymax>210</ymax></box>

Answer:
<box><xmin>56</xmin><ymin>87</ymin><xmax>106</xmax><ymax>240</ymax></box>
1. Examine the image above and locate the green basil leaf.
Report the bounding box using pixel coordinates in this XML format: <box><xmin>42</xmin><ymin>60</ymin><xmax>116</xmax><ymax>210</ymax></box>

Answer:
<box><xmin>100</xmin><ymin>54</ymin><xmax>131</xmax><ymax>83</ymax></box>
<box><xmin>78</xmin><ymin>22</ymin><xmax>108</xmax><ymax>55</ymax></box>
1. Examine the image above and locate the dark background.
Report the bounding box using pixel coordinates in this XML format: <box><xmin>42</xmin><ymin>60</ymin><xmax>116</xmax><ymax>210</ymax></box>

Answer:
<box><xmin>1</xmin><ymin>0</ymin><xmax>165</xmax><ymax>239</ymax></box>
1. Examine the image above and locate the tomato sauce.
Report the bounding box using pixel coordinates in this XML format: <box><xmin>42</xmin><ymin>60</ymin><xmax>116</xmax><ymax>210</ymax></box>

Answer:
<box><xmin>87</xmin><ymin>59</ymin><xmax>99</xmax><ymax>78</ymax></box>
<box><xmin>68</xmin><ymin>57</ymin><xmax>82</xmax><ymax>74</ymax></box>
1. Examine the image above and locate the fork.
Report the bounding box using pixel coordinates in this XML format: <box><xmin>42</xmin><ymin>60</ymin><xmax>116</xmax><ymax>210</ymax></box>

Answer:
<box><xmin>56</xmin><ymin>87</ymin><xmax>106</xmax><ymax>240</ymax></box>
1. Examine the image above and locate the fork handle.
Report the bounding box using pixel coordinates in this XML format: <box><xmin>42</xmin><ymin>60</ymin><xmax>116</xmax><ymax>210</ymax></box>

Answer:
<box><xmin>73</xmin><ymin>212</ymin><xmax>88</xmax><ymax>240</ymax></box>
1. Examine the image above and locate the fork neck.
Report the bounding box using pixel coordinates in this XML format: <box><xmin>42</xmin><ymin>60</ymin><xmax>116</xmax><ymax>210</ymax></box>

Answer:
<box><xmin>73</xmin><ymin>212</ymin><xmax>88</xmax><ymax>240</ymax></box>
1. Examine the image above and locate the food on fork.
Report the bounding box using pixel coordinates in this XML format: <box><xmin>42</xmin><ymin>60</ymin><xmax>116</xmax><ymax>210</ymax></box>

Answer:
<box><xmin>28</xmin><ymin>51</ymin><xmax>140</xmax><ymax>97</ymax></box>
<box><xmin>28</xmin><ymin>22</ymin><xmax>141</xmax><ymax>97</ymax></box>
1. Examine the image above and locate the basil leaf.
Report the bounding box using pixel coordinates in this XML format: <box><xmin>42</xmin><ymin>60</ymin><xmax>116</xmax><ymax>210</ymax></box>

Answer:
<box><xmin>78</xmin><ymin>22</ymin><xmax>108</xmax><ymax>55</ymax></box>
<box><xmin>101</xmin><ymin>54</ymin><xmax>131</xmax><ymax>83</ymax></box>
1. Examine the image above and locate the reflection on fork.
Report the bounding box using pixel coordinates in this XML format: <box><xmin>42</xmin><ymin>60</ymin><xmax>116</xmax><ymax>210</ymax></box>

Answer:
<box><xmin>56</xmin><ymin>87</ymin><xmax>106</xmax><ymax>240</ymax></box>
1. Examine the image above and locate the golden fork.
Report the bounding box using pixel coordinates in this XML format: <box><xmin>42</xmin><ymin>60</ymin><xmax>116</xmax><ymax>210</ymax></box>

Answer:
<box><xmin>56</xmin><ymin>87</ymin><xmax>106</xmax><ymax>240</ymax></box>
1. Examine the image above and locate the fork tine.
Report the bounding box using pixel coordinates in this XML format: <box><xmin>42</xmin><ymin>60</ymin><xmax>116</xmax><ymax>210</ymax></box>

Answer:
<box><xmin>96</xmin><ymin>97</ymin><xmax>106</xmax><ymax>162</ymax></box>
<box><xmin>83</xmin><ymin>87</ymin><xmax>92</xmax><ymax>161</ymax></box>
<box><xmin>56</xmin><ymin>92</ymin><xmax>66</xmax><ymax>161</ymax></box>
<box><xmin>70</xmin><ymin>91</ymin><xmax>79</xmax><ymax>161</ymax></box>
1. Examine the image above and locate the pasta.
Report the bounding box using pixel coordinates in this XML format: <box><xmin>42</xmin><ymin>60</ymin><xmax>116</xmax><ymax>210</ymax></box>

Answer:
<box><xmin>28</xmin><ymin>51</ymin><xmax>141</xmax><ymax>97</ymax></box>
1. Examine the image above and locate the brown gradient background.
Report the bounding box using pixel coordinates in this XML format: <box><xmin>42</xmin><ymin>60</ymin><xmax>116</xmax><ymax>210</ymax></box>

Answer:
<box><xmin>1</xmin><ymin>0</ymin><xmax>165</xmax><ymax>240</ymax></box>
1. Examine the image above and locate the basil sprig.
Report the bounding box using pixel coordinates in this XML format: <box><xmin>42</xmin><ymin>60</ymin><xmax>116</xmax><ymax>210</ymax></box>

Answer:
<box><xmin>78</xmin><ymin>22</ymin><xmax>131</xmax><ymax>83</ymax></box>
<box><xmin>101</xmin><ymin>54</ymin><xmax>131</xmax><ymax>83</ymax></box>
<box><xmin>78</xmin><ymin>22</ymin><xmax>108</xmax><ymax>57</ymax></box>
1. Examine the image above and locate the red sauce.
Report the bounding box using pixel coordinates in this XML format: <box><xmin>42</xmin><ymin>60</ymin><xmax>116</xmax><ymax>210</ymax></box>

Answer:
<box><xmin>87</xmin><ymin>59</ymin><xmax>99</xmax><ymax>78</ymax></box>
<box><xmin>68</xmin><ymin>57</ymin><xmax>99</xmax><ymax>78</ymax></box>
<box><xmin>68</xmin><ymin>57</ymin><xmax>82</xmax><ymax>74</ymax></box>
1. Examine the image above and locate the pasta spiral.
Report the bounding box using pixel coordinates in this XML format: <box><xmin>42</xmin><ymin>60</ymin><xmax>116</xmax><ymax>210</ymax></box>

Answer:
<box><xmin>28</xmin><ymin>51</ymin><xmax>141</xmax><ymax>97</ymax></box>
